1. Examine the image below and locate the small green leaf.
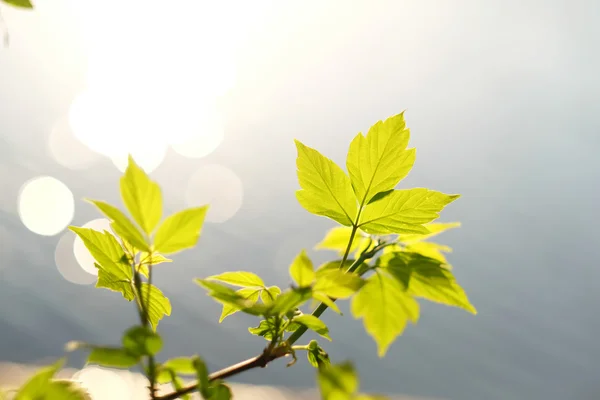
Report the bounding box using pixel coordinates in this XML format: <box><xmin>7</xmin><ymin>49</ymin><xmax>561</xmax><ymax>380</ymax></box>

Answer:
<box><xmin>380</xmin><ymin>252</ymin><xmax>476</xmax><ymax>314</ymax></box>
<box><xmin>293</xmin><ymin>315</ymin><xmax>331</xmax><ymax>341</ymax></box>
<box><xmin>86</xmin><ymin>199</ymin><xmax>150</xmax><ymax>252</ymax></box>
<box><xmin>295</xmin><ymin>140</ymin><xmax>358</xmax><ymax>226</ymax></box>
<box><xmin>306</xmin><ymin>340</ymin><xmax>331</xmax><ymax>369</ymax></box>
<box><xmin>192</xmin><ymin>356</ymin><xmax>211</xmax><ymax>398</ymax></box>
<box><xmin>270</xmin><ymin>288</ymin><xmax>312</xmax><ymax>316</ymax></box>
<box><xmin>163</xmin><ymin>357</ymin><xmax>197</xmax><ymax>375</ymax></box>
<box><xmin>260</xmin><ymin>286</ymin><xmax>281</xmax><ymax>305</ymax></box>
<box><xmin>351</xmin><ymin>270</ymin><xmax>419</xmax><ymax>357</ymax></box>
<box><xmin>346</xmin><ymin>112</ymin><xmax>416</xmax><ymax>206</ymax></box>
<box><xmin>219</xmin><ymin>287</ymin><xmax>262</xmax><ymax>322</ymax></box>
<box><xmin>153</xmin><ymin>206</ymin><xmax>209</xmax><ymax>254</ymax></box>
<box><xmin>289</xmin><ymin>250</ymin><xmax>316</xmax><ymax>287</ymax></box>
<box><xmin>317</xmin><ymin>362</ymin><xmax>358</xmax><ymax>400</ymax></box>
<box><xmin>87</xmin><ymin>347</ymin><xmax>139</xmax><ymax>368</ymax></box>
<box><xmin>206</xmin><ymin>271</ymin><xmax>265</xmax><ymax>288</ymax></box>
<box><xmin>315</xmin><ymin>259</ymin><xmax>357</xmax><ymax>275</ymax></box>
<box><xmin>122</xmin><ymin>326</ymin><xmax>163</xmax><ymax>356</ymax></box>
<box><xmin>195</xmin><ymin>279</ymin><xmax>270</xmax><ymax>317</ymax></box>
<box><xmin>69</xmin><ymin>227</ymin><xmax>132</xmax><ymax>281</ymax></box>
<box><xmin>315</xmin><ymin>227</ymin><xmax>370</xmax><ymax>256</ymax></box>
<box><xmin>120</xmin><ymin>155</ymin><xmax>162</xmax><ymax>235</ymax></box>
<box><xmin>208</xmin><ymin>382</ymin><xmax>232</xmax><ymax>400</ymax></box>
<box><xmin>359</xmin><ymin>189</ymin><xmax>460</xmax><ymax>235</ymax></box>
<box><xmin>1</xmin><ymin>0</ymin><xmax>33</xmax><ymax>9</ymax></box>
<box><xmin>405</xmin><ymin>241</ymin><xmax>453</xmax><ymax>264</ymax></box>
<box><xmin>140</xmin><ymin>283</ymin><xmax>172</xmax><ymax>330</ymax></box>
<box><xmin>312</xmin><ymin>291</ymin><xmax>342</xmax><ymax>314</ymax></box>
<box><xmin>95</xmin><ymin>262</ymin><xmax>135</xmax><ymax>301</ymax></box>
<box><xmin>140</xmin><ymin>252</ymin><xmax>173</xmax><ymax>266</ymax></box>
<box><xmin>248</xmin><ymin>319</ymin><xmax>283</xmax><ymax>341</ymax></box>
<box><xmin>169</xmin><ymin>371</ymin><xmax>191</xmax><ymax>400</ymax></box>
<box><xmin>313</xmin><ymin>270</ymin><xmax>365</xmax><ymax>299</ymax></box>
<box><xmin>14</xmin><ymin>359</ymin><xmax>64</xmax><ymax>399</ymax></box>
<box><xmin>39</xmin><ymin>380</ymin><xmax>93</xmax><ymax>400</ymax></box>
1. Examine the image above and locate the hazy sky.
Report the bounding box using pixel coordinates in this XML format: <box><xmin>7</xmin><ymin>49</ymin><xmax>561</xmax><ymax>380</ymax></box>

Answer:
<box><xmin>0</xmin><ymin>1</ymin><xmax>599</xmax><ymax>399</ymax></box>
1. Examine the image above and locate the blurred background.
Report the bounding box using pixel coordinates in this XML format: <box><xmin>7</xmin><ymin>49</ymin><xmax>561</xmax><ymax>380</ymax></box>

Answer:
<box><xmin>0</xmin><ymin>0</ymin><xmax>598</xmax><ymax>399</ymax></box>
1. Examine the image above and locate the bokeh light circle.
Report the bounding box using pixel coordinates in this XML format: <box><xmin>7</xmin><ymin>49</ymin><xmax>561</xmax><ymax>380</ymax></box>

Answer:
<box><xmin>48</xmin><ymin>114</ymin><xmax>102</xmax><ymax>170</ymax></box>
<box><xmin>184</xmin><ymin>164</ymin><xmax>244</xmax><ymax>223</ymax></box>
<box><xmin>72</xmin><ymin>366</ymin><xmax>131</xmax><ymax>400</ymax></box>
<box><xmin>18</xmin><ymin>176</ymin><xmax>75</xmax><ymax>236</ymax></box>
<box><xmin>55</xmin><ymin>232</ymin><xmax>96</xmax><ymax>285</ymax></box>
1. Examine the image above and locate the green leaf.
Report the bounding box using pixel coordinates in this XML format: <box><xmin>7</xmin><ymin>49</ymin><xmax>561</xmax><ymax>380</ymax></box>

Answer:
<box><xmin>140</xmin><ymin>283</ymin><xmax>172</xmax><ymax>330</ymax></box>
<box><xmin>346</xmin><ymin>112</ymin><xmax>415</xmax><ymax>206</ymax></box>
<box><xmin>219</xmin><ymin>287</ymin><xmax>262</xmax><ymax>322</ymax></box>
<box><xmin>405</xmin><ymin>241</ymin><xmax>453</xmax><ymax>264</ymax></box>
<box><xmin>289</xmin><ymin>250</ymin><xmax>316</xmax><ymax>288</ymax></box>
<box><xmin>192</xmin><ymin>356</ymin><xmax>211</xmax><ymax>399</ymax></box>
<box><xmin>248</xmin><ymin>319</ymin><xmax>284</xmax><ymax>341</ymax></box>
<box><xmin>95</xmin><ymin>262</ymin><xmax>135</xmax><ymax>301</ymax></box>
<box><xmin>120</xmin><ymin>155</ymin><xmax>162</xmax><ymax>235</ymax></box>
<box><xmin>295</xmin><ymin>139</ymin><xmax>358</xmax><ymax>226</ymax></box>
<box><xmin>270</xmin><ymin>288</ymin><xmax>312</xmax><ymax>315</ymax></box>
<box><xmin>140</xmin><ymin>252</ymin><xmax>172</xmax><ymax>266</ymax></box>
<box><xmin>316</xmin><ymin>260</ymin><xmax>358</xmax><ymax>275</ymax></box>
<box><xmin>314</xmin><ymin>269</ymin><xmax>365</xmax><ymax>299</ymax></box>
<box><xmin>87</xmin><ymin>347</ymin><xmax>139</xmax><ymax>368</ymax></box>
<box><xmin>359</xmin><ymin>189</ymin><xmax>460</xmax><ymax>235</ymax></box>
<box><xmin>39</xmin><ymin>380</ymin><xmax>93</xmax><ymax>400</ymax></box>
<box><xmin>398</xmin><ymin>222</ymin><xmax>461</xmax><ymax>244</ymax></box>
<box><xmin>351</xmin><ymin>270</ymin><xmax>419</xmax><ymax>357</ymax></box>
<box><xmin>307</xmin><ymin>340</ymin><xmax>330</xmax><ymax>369</ymax></box>
<box><xmin>293</xmin><ymin>315</ymin><xmax>331</xmax><ymax>340</ymax></box>
<box><xmin>312</xmin><ymin>291</ymin><xmax>342</xmax><ymax>314</ymax></box>
<box><xmin>154</xmin><ymin>206</ymin><xmax>209</xmax><ymax>254</ymax></box>
<box><xmin>260</xmin><ymin>286</ymin><xmax>281</xmax><ymax>305</ymax></box>
<box><xmin>208</xmin><ymin>382</ymin><xmax>232</xmax><ymax>400</ymax></box>
<box><xmin>69</xmin><ymin>227</ymin><xmax>131</xmax><ymax>281</ymax></box>
<box><xmin>379</xmin><ymin>252</ymin><xmax>476</xmax><ymax>314</ymax></box>
<box><xmin>354</xmin><ymin>395</ymin><xmax>390</xmax><ymax>400</ymax></box>
<box><xmin>317</xmin><ymin>362</ymin><xmax>358</xmax><ymax>400</ymax></box>
<box><xmin>206</xmin><ymin>271</ymin><xmax>265</xmax><ymax>288</ymax></box>
<box><xmin>86</xmin><ymin>199</ymin><xmax>150</xmax><ymax>252</ymax></box>
<box><xmin>168</xmin><ymin>372</ymin><xmax>191</xmax><ymax>400</ymax></box>
<box><xmin>14</xmin><ymin>359</ymin><xmax>64</xmax><ymax>399</ymax></box>
<box><xmin>163</xmin><ymin>357</ymin><xmax>197</xmax><ymax>375</ymax></box>
<box><xmin>315</xmin><ymin>227</ymin><xmax>365</xmax><ymax>255</ymax></box>
<box><xmin>195</xmin><ymin>279</ymin><xmax>270</xmax><ymax>317</ymax></box>
<box><xmin>122</xmin><ymin>326</ymin><xmax>163</xmax><ymax>356</ymax></box>
<box><xmin>1</xmin><ymin>0</ymin><xmax>33</xmax><ymax>9</ymax></box>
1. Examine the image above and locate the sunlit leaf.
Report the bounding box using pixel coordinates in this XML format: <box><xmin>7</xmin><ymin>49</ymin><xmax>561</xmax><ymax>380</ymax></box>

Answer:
<box><xmin>208</xmin><ymin>382</ymin><xmax>232</xmax><ymax>400</ymax></box>
<box><xmin>154</xmin><ymin>206</ymin><xmax>209</xmax><ymax>254</ymax></box>
<box><xmin>206</xmin><ymin>271</ymin><xmax>265</xmax><ymax>288</ymax></box>
<box><xmin>379</xmin><ymin>252</ymin><xmax>476</xmax><ymax>314</ymax></box>
<box><xmin>289</xmin><ymin>250</ymin><xmax>316</xmax><ymax>288</ymax></box>
<box><xmin>219</xmin><ymin>287</ymin><xmax>262</xmax><ymax>322</ymax></box>
<box><xmin>346</xmin><ymin>112</ymin><xmax>415</xmax><ymax>205</ymax></box>
<box><xmin>140</xmin><ymin>252</ymin><xmax>172</xmax><ymax>266</ymax></box>
<box><xmin>307</xmin><ymin>340</ymin><xmax>330</xmax><ymax>369</ymax></box>
<box><xmin>270</xmin><ymin>289</ymin><xmax>312</xmax><ymax>316</ymax></box>
<box><xmin>293</xmin><ymin>315</ymin><xmax>331</xmax><ymax>341</ymax></box>
<box><xmin>405</xmin><ymin>241</ymin><xmax>452</xmax><ymax>264</ymax></box>
<box><xmin>87</xmin><ymin>347</ymin><xmax>139</xmax><ymax>368</ymax></box>
<box><xmin>359</xmin><ymin>189</ymin><xmax>459</xmax><ymax>235</ymax></box>
<box><xmin>260</xmin><ymin>286</ymin><xmax>281</xmax><ymax>305</ymax></box>
<box><xmin>315</xmin><ymin>227</ymin><xmax>370</xmax><ymax>256</ymax></box>
<box><xmin>14</xmin><ymin>359</ymin><xmax>64</xmax><ymax>399</ymax></box>
<box><xmin>398</xmin><ymin>222</ymin><xmax>461</xmax><ymax>244</ymax></box>
<box><xmin>40</xmin><ymin>380</ymin><xmax>93</xmax><ymax>400</ymax></box>
<box><xmin>317</xmin><ymin>362</ymin><xmax>358</xmax><ymax>400</ymax></box>
<box><xmin>248</xmin><ymin>318</ymin><xmax>284</xmax><ymax>341</ymax></box>
<box><xmin>195</xmin><ymin>279</ymin><xmax>270</xmax><ymax>317</ymax></box>
<box><xmin>351</xmin><ymin>270</ymin><xmax>419</xmax><ymax>357</ymax></box>
<box><xmin>2</xmin><ymin>0</ymin><xmax>33</xmax><ymax>9</ymax></box>
<box><xmin>122</xmin><ymin>326</ymin><xmax>163</xmax><ymax>356</ymax></box>
<box><xmin>120</xmin><ymin>155</ymin><xmax>162</xmax><ymax>235</ymax></box>
<box><xmin>95</xmin><ymin>262</ymin><xmax>135</xmax><ymax>301</ymax></box>
<box><xmin>86</xmin><ymin>199</ymin><xmax>149</xmax><ymax>252</ymax></box>
<box><xmin>140</xmin><ymin>283</ymin><xmax>172</xmax><ymax>330</ymax></box>
<box><xmin>192</xmin><ymin>356</ymin><xmax>211</xmax><ymax>399</ymax></box>
<box><xmin>168</xmin><ymin>372</ymin><xmax>191</xmax><ymax>400</ymax></box>
<box><xmin>295</xmin><ymin>140</ymin><xmax>357</xmax><ymax>226</ymax></box>
<box><xmin>312</xmin><ymin>291</ymin><xmax>341</xmax><ymax>314</ymax></box>
<box><xmin>313</xmin><ymin>269</ymin><xmax>364</xmax><ymax>299</ymax></box>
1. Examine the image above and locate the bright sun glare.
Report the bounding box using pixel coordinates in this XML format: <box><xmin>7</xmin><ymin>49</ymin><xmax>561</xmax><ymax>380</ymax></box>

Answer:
<box><xmin>64</xmin><ymin>0</ymin><xmax>257</xmax><ymax>172</ymax></box>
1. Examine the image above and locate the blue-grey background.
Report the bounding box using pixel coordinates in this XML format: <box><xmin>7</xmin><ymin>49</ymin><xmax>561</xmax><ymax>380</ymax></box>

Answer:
<box><xmin>1</xmin><ymin>1</ymin><xmax>599</xmax><ymax>399</ymax></box>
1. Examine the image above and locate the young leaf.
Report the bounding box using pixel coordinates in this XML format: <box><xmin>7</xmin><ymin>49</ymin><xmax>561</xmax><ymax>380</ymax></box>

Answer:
<box><xmin>14</xmin><ymin>358</ymin><xmax>64</xmax><ymax>398</ymax></box>
<box><xmin>206</xmin><ymin>271</ymin><xmax>265</xmax><ymax>288</ymax></box>
<box><xmin>163</xmin><ymin>357</ymin><xmax>197</xmax><ymax>376</ymax></box>
<box><xmin>248</xmin><ymin>319</ymin><xmax>284</xmax><ymax>341</ymax></box>
<box><xmin>87</xmin><ymin>347</ymin><xmax>140</xmax><ymax>368</ymax></box>
<box><xmin>315</xmin><ymin>227</ymin><xmax>365</xmax><ymax>255</ymax></box>
<box><xmin>168</xmin><ymin>372</ymin><xmax>191</xmax><ymax>400</ymax></box>
<box><xmin>140</xmin><ymin>283</ymin><xmax>172</xmax><ymax>330</ymax></box>
<box><xmin>351</xmin><ymin>270</ymin><xmax>419</xmax><ymax>357</ymax></box>
<box><xmin>69</xmin><ymin>227</ymin><xmax>132</xmax><ymax>281</ymax></box>
<box><xmin>405</xmin><ymin>241</ymin><xmax>453</xmax><ymax>264</ymax></box>
<box><xmin>346</xmin><ymin>112</ymin><xmax>415</xmax><ymax>205</ymax></box>
<box><xmin>192</xmin><ymin>356</ymin><xmax>211</xmax><ymax>399</ymax></box>
<box><xmin>306</xmin><ymin>340</ymin><xmax>331</xmax><ymax>369</ymax></box>
<box><xmin>260</xmin><ymin>286</ymin><xmax>281</xmax><ymax>305</ymax></box>
<box><xmin>219</xmin><ymin>287</ymin><xmax>262</xmax><ymax>322</ymax></box>
<box><xmin>120</xmin><ymin>155</ymin><xmax>162</xmax><ymax>235</ymax></box>
<box><xmin>270</xmin><ymin>289</ymin><xmax>312</xmax><ymax>316</ymax></box>
<box><xmin>317</xmin><ymin>362</ymin><xmax>358</xmax><ymax>400</ymax></box>
<box><xmin>208</xmin><ymin>382</ymin><xmax>232</xmax><ymax>400</ymax></box>
<box><xmin>359</xmin><ymin>189</ymin><xmax>460</xmax><ymax>235</ymax></box>
<box><xmin>86</xmin><ymin>199</ymin><xmax>149</xmax><ymax>252</ymax></box>
<box><xmin>293</xmin><ymin>315</ymin><xmax>331</xmax><ymax>341</ymax></box>
<box><xmin>95</xmin><ymin>262</ymin><xmax>135</xmax><ymax>301</ymax></box>
<box><xmin>313</xmin><ymin>269</ymin><xmax>365</xmax><ymax>299</ymax></box>
<box><xmin>289</xmin><ymin>250</ymin><xmax>316</xmax><ymax>288</ymax></box>
<box><xmin>122</xmin><ymin>326</ymin><xmax>163</xmax><ymax>356</ymax></box>
<box><xmin>380</xmin><ymin>252</ymin><xmax>476</xmax><ymax>314</ymax></box>
<box><xmin>38</xmin><ymin>380</ymin><xmax>93</xmax><ymax>400</ymax></box>
<box><xmin>140</xmin><ymin>252</ymin><xmax>173</xmax><ymax>266</ymax></box>
<box><xmin>295</xmin><ymin>140</ymin><xmax>357</xmax><ymax>226</ymax></box>
<box><xmin>398</xmin><ymin>222</ymin><xmax>461</xmax><ymax>244</ymax></box>
<box><xmin>153</xmin><ymin>206</ymin><xmax>209</xmax><ymax>254</ymax></box>
<box><xmin>195</xmin><ymin>279</ymin><xmax>270</xmax><ymax>317</ymax></box>
<box><xmin>2</xmin><ymin>0</ymin><xmax>33</xmax><ymax>9</ymax></box>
